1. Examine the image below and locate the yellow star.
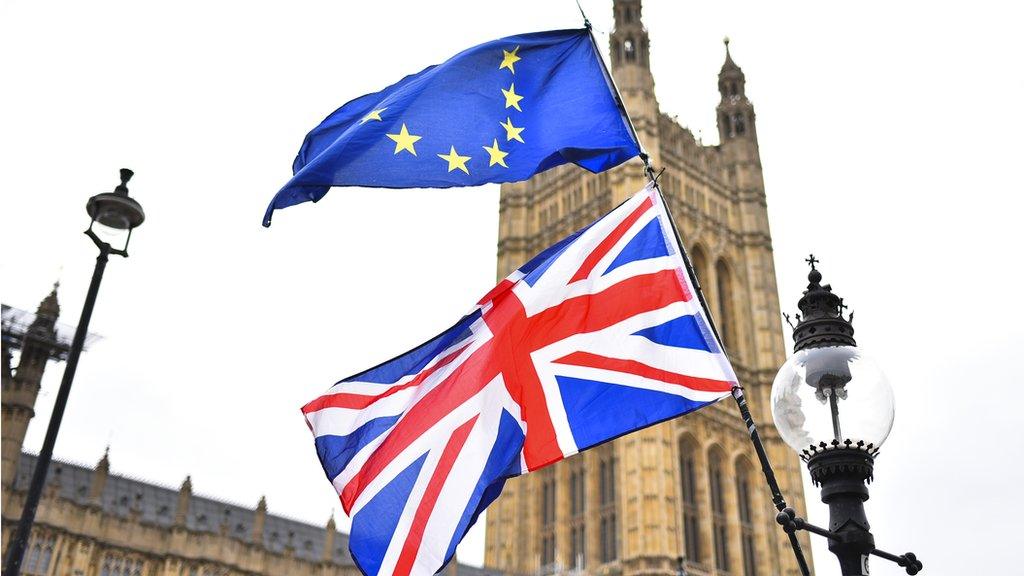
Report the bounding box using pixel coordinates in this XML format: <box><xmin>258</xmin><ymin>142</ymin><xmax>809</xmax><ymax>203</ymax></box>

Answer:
<box><xmin>499</xmin><ymin>117</ymin><xmax>525</xmax><ymax>143</ymax></box>
<box><xmin>499</xmin><ymin>46</ymin><xmax>521</xmax><ymax>74</ymax></box>
<box><xmin>502</xmin><ymin>83</ymin><xmax>523</xmax><ymax>112</ymax></box>
<box><xmin>437</xmin><ymin>145</ymin><xmax>471</xmax><ymax>174</ymax></box>
<box><xmin>483</xmin><ymin>139</ymin><xmax>509</xmax><ymax>168</ymax></box>
<box><xmin>360</xmin><ymin>107</ymin><xmax>387</xmax><ymax>123</ymax></box>
<box><xmin>386</xmin><ymin>123</ymin><xmax>421</xmax><ymax>156</ymax></box>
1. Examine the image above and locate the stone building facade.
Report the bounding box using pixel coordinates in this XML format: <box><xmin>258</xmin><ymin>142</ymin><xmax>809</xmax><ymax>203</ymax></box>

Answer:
<box><xmin>1</xmin><ymin>288</ymin><xmax>496</xmax><ymax>576</ymax></box>
<box><xmin>484</xmin><ymin>2</ymin><xmax>812</xmax><ymax>575</ymax></box>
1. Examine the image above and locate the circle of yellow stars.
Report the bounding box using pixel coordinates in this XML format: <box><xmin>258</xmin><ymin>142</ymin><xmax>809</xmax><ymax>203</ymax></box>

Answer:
<box><xmin>359</xmin><ymin>45</ymin><xmax>527</xmax><ymax>175</ymax></box>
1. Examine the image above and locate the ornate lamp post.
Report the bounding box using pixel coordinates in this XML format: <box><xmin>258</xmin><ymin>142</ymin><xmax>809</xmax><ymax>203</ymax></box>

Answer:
<box><xmin>768</xmin><ymin>256</ymin><xmax>923</xmax><ymax>575</ymax></box>
<box><xmin>3</xmin><ymin>170</ymin><xmax>144</xmax><ymax>576</ymax></box>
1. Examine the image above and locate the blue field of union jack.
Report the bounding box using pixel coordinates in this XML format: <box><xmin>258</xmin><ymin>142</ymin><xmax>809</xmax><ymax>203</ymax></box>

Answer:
<box><xmin>301</xmin><ymin>183</ymin><xmax>737</xmax><ymax>576</ymax></box>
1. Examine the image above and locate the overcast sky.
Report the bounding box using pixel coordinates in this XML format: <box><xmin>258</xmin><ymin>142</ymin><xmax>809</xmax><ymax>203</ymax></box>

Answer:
<box><xmin>2</xmin><ymin>1</ymin><xmax>1022</xmax><ymax>573</ymax></box>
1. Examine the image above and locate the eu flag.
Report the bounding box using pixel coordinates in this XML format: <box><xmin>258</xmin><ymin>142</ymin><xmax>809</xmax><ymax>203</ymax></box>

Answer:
<box><xmin>263</xmin><ymin>28</ymin><xmax>640</xmax><ymax>226</ymax></box>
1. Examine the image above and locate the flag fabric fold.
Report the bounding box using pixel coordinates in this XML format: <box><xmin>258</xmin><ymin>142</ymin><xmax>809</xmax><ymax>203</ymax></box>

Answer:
<box><xmin>301</xmin><ymin>184</ymin><xmax>736</xmax><ymax>576</ymax></box>
<box><xmin>264</xmin><ymin>28</ymin><xmax>640</xmax><ymax>226</ymax></box>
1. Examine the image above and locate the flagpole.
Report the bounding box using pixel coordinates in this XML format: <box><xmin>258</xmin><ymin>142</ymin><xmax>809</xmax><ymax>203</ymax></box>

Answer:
<box><xmin>583</xmin><ymin>23</ymin><xmax>813</xmax><ymax>576</ymax></box>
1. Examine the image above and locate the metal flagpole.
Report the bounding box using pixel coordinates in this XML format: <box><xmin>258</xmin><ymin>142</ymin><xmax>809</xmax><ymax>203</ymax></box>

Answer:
<box><xmin>583</xmin><ymin>21</ymin><xmax>813</xmax><ymax>576</ymax></box>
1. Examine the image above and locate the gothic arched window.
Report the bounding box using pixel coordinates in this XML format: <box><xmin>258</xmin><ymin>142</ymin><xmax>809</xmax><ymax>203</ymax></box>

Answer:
<box><xmin>715</xmin><ymin>259</ymin><xmax>735</xmax><ymax>350</ymax></box>
<box><xmin>624</xmin><ymin>38</ymin><xmax>636</xmax><ymax>63</ymax></box>
<box><xmin>721</xmin><ymin>113</ymin><xmax>733</xmax><ymax>138</ymax></box>
<box><xmin>23</xmin><ymin>533</ymin><xmax>55</xmax><ymax>576</ymax></box>
<box><xmin>733</xmin><ymin>112</ymin><xmax>747</xmax><ymax>135</ymax></box>
<box><xmin>598</xmin><ymin>445</ymin><xmax>618</xmax><ymax>563</ymax></box>
<box><xmin>690</xmin><ymin>245</ymin><xmax>708</xmax><ymax>293</ymax></box>
<box><xmin>569</xmin><ymin>457</ymin><xmax>587</xmax><ymax>569</ymax></box>
<box><xmin>540</xmin><ymin>468</ymin><xmax>557</xmax><ymax>567</ymax></box>
<box><xmin>709</xmin><ymin>449</ymin><xmax>729</xmax><ymax>571</ymax></box>
<box><xmin>737</xmin><ymin>461</ymin><xmax>758</xmax><ymax>576</ymax></box>
<box><xmin>679</xmin><ymin>438</ymin><xmax>702</xmax><ymax>563</ymax></box>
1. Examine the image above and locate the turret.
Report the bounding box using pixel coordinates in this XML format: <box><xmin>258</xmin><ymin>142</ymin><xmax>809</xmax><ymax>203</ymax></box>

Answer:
<box><xmin>252</xmin><ymin>495</ymin><xmax>267</xmax><ymax>543</ymax></box>
<box><xmin>715</xmin><ymin>38</ymin><xmax>769</xmax><ymax>240</ymax></box>
<box><xmin>2</xmin><ymin>285</ymin><xmax>60</xmax><ymax>491</ymax></box>
<box><xmin>716</xmin><ymin>38</ymin><xmax>759</xmax><ymax>148</ymax></box>
<box><xmin>323</xmin><ymin>515</ymin><xmax>336</xmax><ymax>562</ymax></box>
<box><xmin>175</xmin><ymin>475</ymin><xmax>192</xmax><ymax>527</ymax></box>
<box><xmin>712</xmin><ymin>37</ymin><xmax>784</xmax><ymax>418</ymax></box>
<box><xmin>608</xmin><ymin>0</ymin><xmax>660</xmax><ymax>200</ymax></box>
<box><xmin>609</xmin><ymin>0</ymin><xmax>655</xmax><ymax>93</ymax></box>
<box><xmin>89</xmin><ymin>447</ymin><xmax>110</xmax><ymax>505</ymax></box>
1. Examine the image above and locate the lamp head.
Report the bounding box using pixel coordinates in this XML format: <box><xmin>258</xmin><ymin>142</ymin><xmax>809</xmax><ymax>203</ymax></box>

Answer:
<box><xmin>86</xmin><ymin>168</ymin><xmax>145</xmax><ymax>255</ymax></box>
<box><xmin>771</xmin><ymin>257</ymin><xmax>894</xmax><ymax>461</ymax></box>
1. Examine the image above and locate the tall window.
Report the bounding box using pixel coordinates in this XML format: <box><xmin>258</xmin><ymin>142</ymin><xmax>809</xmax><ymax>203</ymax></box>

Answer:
<box><xmin>624</xmin><ymin>39</ymin><xmax>636</xmax><ymax>62</ymax></box>
<box><xmin>23</xmin><ymin>533</ymin><xmax>55</xmax><ymax>576</ymax></box>
<box><xmin>569</xmin><ymin>458</ymin><xmax>587</xmax><ymax>569</ymax></box>
<box><xmin>709</xmin><ymin>450</ymin><xmax>729</xmax><ymax>572</ymax></box>
<box><xmin>737</xmin><ymin>465</ymin><xmax>758</xmax><ymax>576</ymax></box>
<box><xmin>540</xmin><ymin>469</ymin><xmax>557</xmax><ymax>567</ymax></box>
<box><xmin>690</xmin><ymin>246</ymin><xmax>708</xmax><ymax>292</ymax></box>
<box><xmin>678</xmin><ymin>439</ymin><xmax>701</xmax><ymax>563</ymax></box>
<box><xmin>716</xmin><ymin>259</ymin><xmax>734</xmax><ymax>350</ymax></box>
<box><xmin>598</xmin><ymin>445</ymin><xmax>618</xmax><ymax>563</ymax></box>
<box><xmin>732</xmin><ymin>112</ymin><xmax>747</xmax><ymax>135</ymax></box>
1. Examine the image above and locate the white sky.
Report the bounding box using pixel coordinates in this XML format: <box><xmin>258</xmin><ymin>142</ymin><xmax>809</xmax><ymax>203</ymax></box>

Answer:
<box><xmin>2</xmin><ymin>1</ymin><xmax>1022</xmax><ymax>573</ymax></box>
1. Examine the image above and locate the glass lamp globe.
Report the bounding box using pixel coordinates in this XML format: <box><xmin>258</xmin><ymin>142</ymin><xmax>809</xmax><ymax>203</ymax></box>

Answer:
<box><xmin>771</xmin><ymin>345</ymin><xmax>894</xmax><ymax>454</ymax></box>
<box><xmin>89</xmin><ymin>206</ymin><xmax>133</xmax><ymax>248</ymax></box>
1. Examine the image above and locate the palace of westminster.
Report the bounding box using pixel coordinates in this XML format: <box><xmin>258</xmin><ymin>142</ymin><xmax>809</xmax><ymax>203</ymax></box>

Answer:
<box><xmin>2</xmin><ymin>2</ymin><xmax>812</xmax><ymax>575</ymax></box>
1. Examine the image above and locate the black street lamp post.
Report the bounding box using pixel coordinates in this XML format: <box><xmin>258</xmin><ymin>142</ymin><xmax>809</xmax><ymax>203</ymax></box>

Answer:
<box><xmin>3</xmin><ymin>169</ymin><xmax>144</xmax><ymax>576</ymax></box>
<box><xmin>769</xmin><ymin>256</ymin><xmax>923</xmax><ymax>575</ymax></box>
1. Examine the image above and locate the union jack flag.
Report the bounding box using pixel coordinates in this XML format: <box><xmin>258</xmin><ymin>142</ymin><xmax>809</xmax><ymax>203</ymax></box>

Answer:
<box><xmin>302</xmin><ymin>184</ymin><xmax>736</xmax><ymax>576</ymax></box>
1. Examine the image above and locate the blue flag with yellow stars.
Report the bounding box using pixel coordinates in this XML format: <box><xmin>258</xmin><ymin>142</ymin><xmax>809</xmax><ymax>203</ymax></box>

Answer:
<box><xmin>263</xmin><ymin>28</ymin><xmax>640</xmax><ymax>226</ymax></box>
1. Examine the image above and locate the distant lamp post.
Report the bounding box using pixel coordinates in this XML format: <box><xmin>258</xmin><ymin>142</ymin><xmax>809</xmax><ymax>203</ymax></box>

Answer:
<box><xmin>770</xmin><ymin>255</ymin><xmax>922</xmax><ymax>576</ymax></box>
<box><xmin>3</xmin><ymin>170</ymin><xmax>144</xmax><ymax>576</ymax></box>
